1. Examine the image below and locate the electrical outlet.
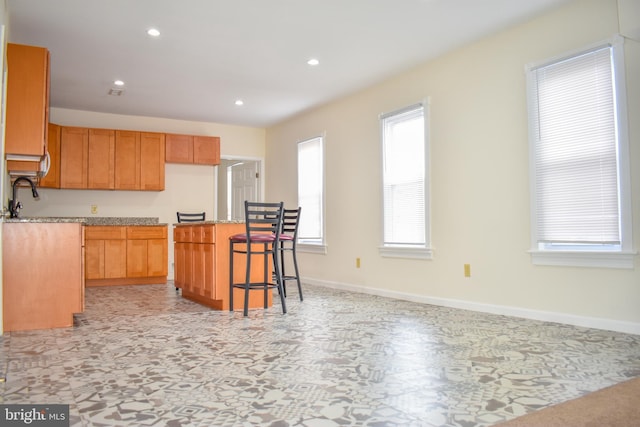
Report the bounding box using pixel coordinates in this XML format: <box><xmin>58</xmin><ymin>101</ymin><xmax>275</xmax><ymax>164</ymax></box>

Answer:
<box><xmin>356</xmin><ymin>257</ymin><xmax>361</xmax><ymax>268</ymax></box>
<box><xmin>464</xmin><ymin>264</ymin><xmax>471</xmax><ymax>278</ymax></box>
<box><xmin>90</xmin><ymin>204</ymin><xmax>98</xmax><ymax>214</ymax></box>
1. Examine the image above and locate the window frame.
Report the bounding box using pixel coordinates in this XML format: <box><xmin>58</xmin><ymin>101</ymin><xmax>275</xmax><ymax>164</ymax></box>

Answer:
<box><xmin>379</xmin><ymin>100</ymin><xmax>433</xmax><ymax>260</ymax></box>
<box><xmin>297</xmin><ymin>135</ymin><xmax>327</xmax><ymax>254</ymax></box>
<box><xmin>526</xmin><ymin>35</ymin><xmax>635</xmax><ymax>268</ymax></box>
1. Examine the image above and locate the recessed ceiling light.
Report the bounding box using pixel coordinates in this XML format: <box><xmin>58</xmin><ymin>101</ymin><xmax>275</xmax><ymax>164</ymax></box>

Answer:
<box><xmin>147</xmin><ymin>28</ymin><xmax>160</xmax><ymax>37</ymax></box>
<box><xmin>235</xmin><ymin>99</ymin><xmax>244</xmax><ymax>106</ymax></box>
<box><xmin>307</xmin><ymin>58</ymin><xmax>319</xmax><ymax>66</ymax></box>
<box><xmin>113</xmin><ymin>80</ymin><xmax>125</xmax><ymax>86</ymax></box>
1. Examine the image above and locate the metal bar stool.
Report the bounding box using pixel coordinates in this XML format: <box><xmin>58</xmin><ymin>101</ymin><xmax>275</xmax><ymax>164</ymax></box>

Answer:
<box><xmin>277</xmin><ymin>207</ymin><xmax>303</xmax><ymax>301</ymax></box>
<box><xmin>229</xmin><ymin>201</ymin><xmax>286</xmax><ymax>316</ymax></box>
<box><xmin>176</xmin><ymin>212</ymin><xmax>206</xmax><ymax>223</ymax></box>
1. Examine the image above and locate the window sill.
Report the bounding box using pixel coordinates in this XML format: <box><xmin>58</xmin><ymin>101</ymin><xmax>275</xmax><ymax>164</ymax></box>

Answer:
<box><xmin>298</xmin><ymin>243</ymin><xmax>327</xmax><ymax>255</ymax></box>
<box><xmin>379</xmin><ymin>245</ymin><xmax>433</xmax><ymax>260</ymax></box>
<box><xmin>528</xmin><ymin>249</ymin><xmax>637</xmax><ymax>269</ymax></box>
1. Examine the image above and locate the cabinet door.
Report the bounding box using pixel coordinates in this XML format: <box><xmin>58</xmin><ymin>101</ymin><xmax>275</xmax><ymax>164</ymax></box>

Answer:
<box><xmin>104</xmin><ymin>240</ymin><xmax>127</xmax><ymax>278</ymax></box>
<box><xmin>85</xmin><ymin>239</ymin><xmax>105</xmax><ymax>279</ymax></box>
<box><xmin>60</xmin><ymin>127</ymin><xmax>89</xmax><ymax>188</ymax></box>
<box><xmin>202</xmin><ymin>243</ymin><xmax>216</xmax><ymax>298</ymax></box>
<box><xmin>140</xmin><ymin>132</ymin><xmax>165</xmax><ymax>191</ymax></box>
<box><xmin>147</xmin><ymin>238</ymin><xmax>168</xmax><ymax>277</ymax></box>
<box><xmin>39</xmin><ymin>123</ymin><xmax>61</xmax><ymax>188</ymax></box>
<box><xmin>165</xmin><ymin>134</ymin><xmax>193</xmax><ymax>163</ymax></box>
<box><xmin>192</xmin><ymin>243</ymin><xmax>205</xmax><ymax>296</ymax></box>
<box><xmin>174</xmin><ymin>241</ymin><xmax>191</xmax><ymax>288</ymax></box>
<box><xmin>126</xmin><ymin>239</ymin><xmax>148</xmax><ymax>277</ymax></box>
<box><xmin>114</xmin><ymin>130</ymin><xmax>141</xmax><ymax>190</ymax></box>
<box><xmin>194</xmin><ymin>136</ymin><xmax>220</xmax><ymax>165</ymax></box>
<box><xmin>88</xmin><ymin>129</ymin><xmax>115</xmax><ymax>189</ymax></box>
<box><xmin>5</xmin><ymin>44</ymin><xmax>49</xmax><ymax>158</ymax></box>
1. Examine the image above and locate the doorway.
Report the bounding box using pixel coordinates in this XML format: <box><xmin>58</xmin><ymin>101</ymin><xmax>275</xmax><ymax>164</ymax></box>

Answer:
<box><xmin>216</xmin><ymin>158</ymin><xmax>262</xmax><ymax>220</ymax></box>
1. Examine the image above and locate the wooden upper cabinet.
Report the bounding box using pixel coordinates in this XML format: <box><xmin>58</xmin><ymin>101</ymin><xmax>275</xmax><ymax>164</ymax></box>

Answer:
<box><xmin>165</xmin><ymin>134</ymin><xmax>193</xmax><ymax>163</ymax></box>
<box><xmin>140</xmin><ymin>132</ymin><xmax>165</xmax><ymax>191</ymax></box>
<box><xmin>39</xmin><ymin>123</ymin><xmax>61</xmax><ymax>188</ymax></box>
<box><xmin>194</xmin><ymin>136</ymin><xmax>220</xmax><ymax>165</ymax></box>
<box><xmin>115</xmin><ymin>130</ymin><xmax>141</xmax><ymax>190</ymax></box>
<box><xmin>5</xmin><ymin>43</ymin><xmax>50</xmax><ymax>160</ymax></box>
<box><xmin>166</xmin><ymin>133</ymin><xmax>220</xmax><ymax>165</ymax></box>
<box><xmin>87</xmin><ymin>129</ymin><xmax>115</xmax><ymax>189</ymax></box>
<box><xmin>60</xmin><ymin>126</ymin><xmax>89</xmax><ymax>188</ymax></box>
<box><xmin>60</xmin><ymin>126</ymin><xmax>116</xmax><ymax>190</ymax></box>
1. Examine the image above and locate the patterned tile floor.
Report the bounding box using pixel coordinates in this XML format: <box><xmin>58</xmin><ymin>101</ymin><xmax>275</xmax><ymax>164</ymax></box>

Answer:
<box><xmin>1</xmin><ymin>283</ymin><xmax>639</xmax><ymax>426</ymax></box>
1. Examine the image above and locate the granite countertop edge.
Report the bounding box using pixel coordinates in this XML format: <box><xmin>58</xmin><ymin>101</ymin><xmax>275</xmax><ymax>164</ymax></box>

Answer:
<box><xmin>173</xmin><ymin>220</ymin><xmax>245</xmax><ymax>225</ymax></box>
<box><xmin>4</xmin><ymin>217</ymin><xmax>166</xmax><ymax>226</ymax></box>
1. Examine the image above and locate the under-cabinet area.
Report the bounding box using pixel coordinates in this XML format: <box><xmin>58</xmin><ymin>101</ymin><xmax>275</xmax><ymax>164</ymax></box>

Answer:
<box><xmin>174</xmin><ymin>222</ymin><xmax>272</xmax><ymax>311</ymax></box>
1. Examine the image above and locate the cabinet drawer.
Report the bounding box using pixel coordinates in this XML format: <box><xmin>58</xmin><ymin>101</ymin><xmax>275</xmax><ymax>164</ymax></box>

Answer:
<box><xmin>85</xmin><ymin>226</ymin><xmax>127</xmax><ymax>240</ymax></box>
<box><xmin>192</xmin><ymin>225</ymin><xmax>215</xmax><ymax>244</ymax></box>
<box><xmin>174</xmin><ymin>226</ymin><xmax>193</xmax><ymax>243</ymax></box>
<box><xmin>127</xmin><ymin>226</ymin><xmax>167</xmax><ymax>239</ymax></box>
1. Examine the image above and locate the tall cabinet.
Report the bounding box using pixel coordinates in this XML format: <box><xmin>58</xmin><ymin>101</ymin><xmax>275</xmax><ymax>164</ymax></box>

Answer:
<box><xmin>5</xmin><ymin>43</ymin><xmax>51</xmax><ymax>177</ymax></box>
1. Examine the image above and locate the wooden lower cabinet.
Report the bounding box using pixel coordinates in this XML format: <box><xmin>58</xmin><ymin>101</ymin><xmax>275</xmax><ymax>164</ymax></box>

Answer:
<box><xmin>174</xmin><ymin>223</ymin><xmax>271</xmax><ymax>310</ymax></box>
<box><xmin>85</xmin><ymin>225</ymin><xmax>167</xmax><ymax>286</ymax></box>
<box><xmin>3</xmin><ymin>222</ymin><xmax>84</xmax><ymax>332</ymax></box>
<box><xmin>85</xmin><ymin>226</ymin><xmax>127</xmax><ymax>280</ymax></box>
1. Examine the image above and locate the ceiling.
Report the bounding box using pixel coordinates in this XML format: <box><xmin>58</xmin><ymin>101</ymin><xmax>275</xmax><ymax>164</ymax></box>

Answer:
<box><xmin>6</xmin><ymin>0</ymin><xmax>570</xmax><ymax>128</ymax></box>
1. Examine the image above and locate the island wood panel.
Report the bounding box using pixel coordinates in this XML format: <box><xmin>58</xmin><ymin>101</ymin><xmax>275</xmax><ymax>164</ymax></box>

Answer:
<box><xmin>3</xmin><ymin>222</ymin><xmax>83</xmax><ymax>331</ymax></box>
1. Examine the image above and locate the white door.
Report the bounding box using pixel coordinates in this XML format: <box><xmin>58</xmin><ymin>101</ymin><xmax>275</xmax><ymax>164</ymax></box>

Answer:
<box><xmin>229</xmin><ymin>160</ymin><xmax>260</xmax><ymax>220</ymax></box>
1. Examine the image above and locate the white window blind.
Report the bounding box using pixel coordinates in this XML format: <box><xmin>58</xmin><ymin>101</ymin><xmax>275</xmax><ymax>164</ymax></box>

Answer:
<box><xmin>529</xmin><ymin>45</ymin><xmax>620</xmax><ymax>248</ymax></box>
<box><xmin>381</xmin><ymin>104</ymin><xmax>426</xmax><ymax>246</ymax></box>
<box><xmin>297</xmin><ymin>136</ymin><xmax>324</xmax><ymax>245</ymax></box>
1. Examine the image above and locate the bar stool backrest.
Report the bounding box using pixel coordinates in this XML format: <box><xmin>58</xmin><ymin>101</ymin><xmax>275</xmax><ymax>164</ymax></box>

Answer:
<box><xmin>177</xmin><ymin>212</ymin><xmax>206</xmax><ymax>223</ymax></box>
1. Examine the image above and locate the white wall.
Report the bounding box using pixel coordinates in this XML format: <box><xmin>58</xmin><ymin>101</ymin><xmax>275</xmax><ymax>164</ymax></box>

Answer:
<box><xmin>265</xmin><ymin>0</ymin><xmax>640</xmax><ymax>334</ymax></box>
<box><xmin>20</xmin><ymin>107</ymin><xmax>266</xmax><ymax>277</ymax></box>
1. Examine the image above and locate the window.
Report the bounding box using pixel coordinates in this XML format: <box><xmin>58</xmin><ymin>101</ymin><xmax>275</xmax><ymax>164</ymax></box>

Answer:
<box><xmin>297</xmin><ymin>136</ymin><xmax>325</xmax><ymax>252</ymax></box>
<box><xmin>526</xmin><ymin>36</ymin><xmax>634</xmax><ymax>268</ymax></box>
<box><xmin>380</xmin><ymin>102</ymin><xmax>432</xmax><ymax>259</ymax></box>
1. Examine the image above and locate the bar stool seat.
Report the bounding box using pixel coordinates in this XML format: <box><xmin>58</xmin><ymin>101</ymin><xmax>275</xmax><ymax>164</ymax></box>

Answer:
<box><xmin>229</xmin><ymin>201</ymin><xmax>286</xmax><ymax>316</ymax></box>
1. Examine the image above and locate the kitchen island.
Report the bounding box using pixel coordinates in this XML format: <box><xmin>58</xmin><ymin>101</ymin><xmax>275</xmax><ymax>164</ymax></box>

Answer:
<box><xmin>174</xmin><ymin>221</ymin><xmax>273</xmax><ymax>311</ymax></box>
<box><xmin>2</xmin><ymin>217</ymin><xmax>167</xmax><ymax>332</ymax></box>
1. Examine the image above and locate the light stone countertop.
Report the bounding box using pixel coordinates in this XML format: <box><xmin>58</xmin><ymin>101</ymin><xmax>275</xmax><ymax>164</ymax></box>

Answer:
<box><xmin>173</xmin><ymin>220</ymin><xmax>244</xmax><ymax>226</ymax></box>
<box><xmin>3</xmin><ymin>217</ymin><xmax>165</xmax><ymax>226</ymax></box>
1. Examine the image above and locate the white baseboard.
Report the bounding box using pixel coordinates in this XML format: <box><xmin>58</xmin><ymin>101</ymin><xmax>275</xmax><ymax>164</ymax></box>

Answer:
<box><xmin>303</xmin><ymin>277</ymin><xmax>640</xmax><ymax>336</ymax></box>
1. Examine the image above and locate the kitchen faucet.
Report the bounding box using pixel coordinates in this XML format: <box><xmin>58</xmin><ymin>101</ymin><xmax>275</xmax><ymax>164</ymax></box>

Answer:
<box><xmin>9</xmin><ymin>176</ymin><xmax>39</xmax><ymax>218</ymax></box>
